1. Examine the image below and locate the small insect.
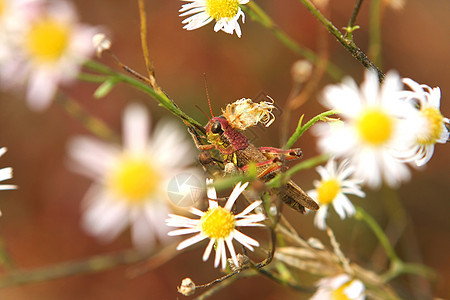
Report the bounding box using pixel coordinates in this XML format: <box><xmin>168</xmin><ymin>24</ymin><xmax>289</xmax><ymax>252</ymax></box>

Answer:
<box><xmin>197</xmin><ymin>97</ymin><xmax>319</xmax><ymax>214</ymax></box>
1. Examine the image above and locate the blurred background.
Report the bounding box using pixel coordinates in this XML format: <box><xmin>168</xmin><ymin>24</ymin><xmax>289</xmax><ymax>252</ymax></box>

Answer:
<box><xmin>0</xmin><ymin>0</ymin><xmax>449</xmax><ymax>299</ymax></box>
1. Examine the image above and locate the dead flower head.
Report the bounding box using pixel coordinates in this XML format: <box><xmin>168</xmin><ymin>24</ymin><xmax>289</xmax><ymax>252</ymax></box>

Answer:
<box><xmin>222</xmin><ymin>98</ymin><xmax>276</xmax><ymax>130</ymax></box>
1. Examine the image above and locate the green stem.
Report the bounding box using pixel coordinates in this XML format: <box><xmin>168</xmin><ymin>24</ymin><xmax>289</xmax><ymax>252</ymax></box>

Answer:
<box><xmin>368</xmin><ymin>0</ymin><xmax>382</xmax><ymax>66</ymax></box>
<box><xmin>285</xmin><ymin>110</ymin><xmax>338</xmax><ymax>149</ymax></box>
<box><xmin>0</xmin><ymin>238</ymin><xmax>14</xmax><ymax>270</ymax></box>
<box><xmin>381</xmin><ymin>260</ymin><xmax>436</xmax><ymax>283</ymax></box>
<box><xmin>345</xmin><ymin>0</ymin><xmax>364</xmax><ymax>40</ymax></box>
<box><xmin>356</xmin><ymin>207</ymin><xmax>437</xmax><ymax>283</ymax></box>
<box><xmin>244</xmin><ymin>2</ymin><xmax>343</xmax><ymax>81</ymax></box>
<box><xmin>77</xmin><ymin>73</ymin><xmax>109</xmax><ymax>83</ymax></box>
<box><xmin>296</xmin><ymin>0</ymin><xmax>385</xmax><ymax>81</ymax></box>
<box><xmin>355</xmin><ymin>206</ymin><xmax>399</xmax><ymax>262</ymax></box>
<box><xmin>0</xmin><ymin>249</ymin><xmax>154</xmax><ymax>288</ymax></box>
<box><xmin>56</xmin><ymin>94</ymin><xmax>119</xmax><ymax>142</ymax></box>
<box><xmin>83</xmin><ymin>60</ymin><xmax>205</xmax><ymax>134</ymax></box>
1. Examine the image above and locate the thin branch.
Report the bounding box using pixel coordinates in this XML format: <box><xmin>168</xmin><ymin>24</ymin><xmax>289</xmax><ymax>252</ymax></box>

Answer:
<box><xmin>355</xmin><ymin>206</ymin><xmax>399</xmax><ymax>262</ymax></box>
<box><xmin>83</xmin><ymin>60</ymin><xmax>205</xmax><ymax>134</ymax></box>
<box><xmin>194</xmin><ymin>271</ymin><xmax>255</xmax><ymax>300</ymax></box>
<box><xmin>0</xmin><ymin>248</ymin><xmax>164</xmax><ymax>288</ymax></box>
<box><xmin>138</xmin><ymin>0</ymin><xmax>160</xmax><ymax>92</ymax></box>
<box><xmin>243</xmin><ymin>2</ymin><xmax>343</xmax><ymax>81</ymax></box>
<box><xmin>285</xmin><ymin>110</ymin><xmax>338</xmax><ymax>149</ymax></box>
<box><xmin>297</xmin><ymin>0</ymin><xmax>385</xmax><ymax>81</ymax></box>
<box><xmin>56</xmin><ymin>93</ymin><xmax>119</xmax><ymax>142</ymax></box>
<box><xmin>345</xmin><ymin>0</ymin><xmax>364</xmax><ymax>40</ymax></box>
<box><xmin>368</xmin><ymin>0</ymin><xmax>382</xmax><ymax>66</ymax></box>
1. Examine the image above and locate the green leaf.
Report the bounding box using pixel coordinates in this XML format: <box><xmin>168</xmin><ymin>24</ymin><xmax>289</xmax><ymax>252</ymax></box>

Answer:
<box><xmin>94</xmin><ymin>78</ymin><xmax>119</xmax><ymax>99</ymax></box>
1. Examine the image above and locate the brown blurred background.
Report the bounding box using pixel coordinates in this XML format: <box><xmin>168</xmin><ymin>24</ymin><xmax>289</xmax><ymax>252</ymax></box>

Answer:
<box><xmin>0</xmin><ymin>0</ymin><xmax>449</xmax><ymax>299</ymax></box>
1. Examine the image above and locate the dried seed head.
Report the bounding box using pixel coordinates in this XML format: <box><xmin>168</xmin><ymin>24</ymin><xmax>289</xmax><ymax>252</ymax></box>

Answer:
<box><xmin>383</xmin><ymin>0</ymin><xmax>406</xmax><ymax>10</ymax></box>
<box><xmin>224</xmin><ymin>162</ymin><xmax>240</xmax><ymax>175</ymax></box>
<box><xmin>92</xmin><ymin>33</ymin><xmax>111</xmax><ymax>57</ymax></box>
<box><xmin>307</xmin><ymin>237</ymin><xmax>325</xmax><ymax>250</ymax></box>
<box><xmin>291</xmin><ymin>60</ymin><xmax>313</xmax><ymax>84</ymax></box>
<box><xmin>227</xmin><ymin>254</ymin><xmax>250</xmax><ymax>271</ymax></box>
<box><xmin>269</xmin><ymin>204</ymin><xmax>278</xmax><ymax>216</ymax></box>
<box><xmin>177</xmin><ymin>278</ymin><xmax>196</xmax><ymax>296</ymax></box>
<box><xmin>222</xmin><ymin>98</ymin><xmax>276</xmax><ymax>130</ymax></box>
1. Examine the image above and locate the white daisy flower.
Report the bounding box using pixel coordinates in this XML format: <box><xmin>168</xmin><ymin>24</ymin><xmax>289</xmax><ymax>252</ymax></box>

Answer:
<box><xmin>307</xmin><ymin>158</ymin><xmax>365</xmax><ymax>230</ymax></box>
<box><xmin>398</xmin><ymin>78</ymin><xmax>449</xmax><ymax>166</ymax></box>
<box><xmin>311</xmin><ymin>273</ymin><xmax>366</xmax><ymax>300</ymax></box>
<box><xmin>315</xmin><ymin>70</ymin><xmax>419</xmax><ymax>189</ymax></box>
<box><xmin>166</xmin><ymin>180</ymin><xmax>265</xmax><ymax>269</ymax></box>
<box><xmin>179</xmin><ymin>0</ymin><xmax>249</xmax><ymax>38</ymax></box>
<box><xmin>0</xmin><ymin>0</ymin><xmax>43</xmax><ymax>61</ymax></box>
<box><xmin>68</xmin><ymin>104</ymin><xmax>197</xmax><ymax>248</ymax></box>
<box><xmin>0</xmin><ymin>0</ymin><xmax>96</xmax><ymax>111</ymax></box>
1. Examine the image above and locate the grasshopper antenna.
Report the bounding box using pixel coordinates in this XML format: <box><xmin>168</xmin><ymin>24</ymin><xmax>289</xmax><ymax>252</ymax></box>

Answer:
<box><xmin>203</xmin><ymin>73</ymin><xmax>214</xmax><ymax>118</ymax></box>
<box><xmin>195</xmin><ymin>105</ymin><xmax>210</xmax><ymax>121</ymax></box>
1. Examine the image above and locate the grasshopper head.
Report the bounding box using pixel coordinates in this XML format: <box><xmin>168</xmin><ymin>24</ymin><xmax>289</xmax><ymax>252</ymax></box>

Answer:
<box><xmin>205</xmin><ymin>116</ymin><xmax>248</xmax><ymax>154</ymax></box>
<box><xmin>205</xmin><ymin>116</ymin><xmax>230</xmax><ymax>146</ymax></box>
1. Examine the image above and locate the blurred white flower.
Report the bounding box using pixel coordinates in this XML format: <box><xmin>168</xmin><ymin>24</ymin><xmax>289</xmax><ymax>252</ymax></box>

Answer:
<box><xmin>166</xmin><ymin>180</ymin><xmax>265</xmax><ymax>269</ymax></box>
<box><xmin>0</xmin><ymin>0</ymin><xmax>96</xmax><ymax>111</ymax></box>
<box><xmin>312</xmin><ymin>274</ymin><xmax>366</xmax><ymax>300</ymax></box>
<box><xmin>315</xmin><ymin>71</ymin><xmax>419</xmax><ymax>189</ymax></box>
<box><xmin>399</xmin><ymin>78</ymin><xmax>449</xmax><ymax>166</ymax></box>
<box><xmin>68</xmin><ymin>104</ymin><xmax>197</xmax><ymax>248</ymax></box>
<box><xmin>307</xmin><ymin>158</ymin><xmax>365</xmax><ymax>230</ymax></box>
<box><xmin>179</xmin><ymin>0</ymin><xmax>249</xmax><ymax>37</ymax></box>
<box><xmin>0</xmin><ymin>0</ymin><xmax>43</xmax><ymax>61</ymax></box>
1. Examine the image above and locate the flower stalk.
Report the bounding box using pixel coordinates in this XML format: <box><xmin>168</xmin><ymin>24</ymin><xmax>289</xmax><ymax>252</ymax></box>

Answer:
<box><xmin>243</xmin><ymin>2</ymin><xmax>343</xmax><ymax>81</ymax></box>
<box><xmin>296</xmin><ymin>0</ymin><xmax>385</xmax><ymax>81</ymax></box>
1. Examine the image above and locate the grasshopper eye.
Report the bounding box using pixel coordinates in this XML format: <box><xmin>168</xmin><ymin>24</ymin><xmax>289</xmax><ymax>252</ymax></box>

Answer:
<box><xmin>211</xmin><ymin>121</ymin><xmax>224</xmax><ymax>135</ymax></box>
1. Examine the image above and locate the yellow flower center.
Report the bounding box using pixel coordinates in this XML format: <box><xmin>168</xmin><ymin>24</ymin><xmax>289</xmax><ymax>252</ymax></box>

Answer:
<box><xmin>200</xmin><ymin>206</ymin><xmax>235</xmax><ymax>239</ymax></box>
<box><xmin>26</xmin><ymin>17</ymin><xmax>71</xmax><ymax>63</ymax></box>
<box><xmin>332</xmin><ymin>280</ymin><xmax>353</xmax><ymax>300</ymax></box>
<box><xmin>0</xmin><ymin>0</ymin><xmax>4</xmax><ymax>18</ymax></box>
<box><xmin>357</xmin><ymin>109</ymin><xmax>393</xmax><ymax>146</ymax></box>
<box><xmin>418</xmin><ymin>106</ymin><xmax>444</xmax><ymax>145</ymax></box>
<box><xmin>206</xmin><ymin>0</ymin><xmax>240</xmax><ymax>20</ymax></box>
<box><xmin>317</xmin><ymin>179</ymin><xmax>340</xmax><ymax>205</ymax></box>
<box><xmin>108</xmin><ymin>156</ymin><xmax>161</xmax><ymax>203</ymax></box>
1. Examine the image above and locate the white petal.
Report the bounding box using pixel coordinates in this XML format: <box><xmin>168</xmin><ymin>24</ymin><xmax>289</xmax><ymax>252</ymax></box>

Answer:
<box><xmin>214</xmin><ymin>239</ymin><xmax>224</xmax><ymax>268</ymax></box>
<box><xmin>26</xmin><ymin>69</ymin><xmax>57</xmax><ymax>111</ymax></box>
<box><xmin>168</xmin><ymin>227</ymin><xmax>201</xmax><ymax>236</ymax></box>
<box><xmin>314</xmin><ymin>206</ymin><xmax>328</xmax><ymax>230</ymax></box>
<box><xmin>0</xmin><ymin>167</ymin><xmax>13</xmax><ymax>181</ymax></box>
<box><xmin>202</xmin><ymin>238</ymin><xmax>215</xmax><ymax>262</ymax></box>
<box><xmin>333</xmin><ymin>194</ymin><xmax>355</xmax><ymax>219</ymax></box>
<box><xmin>206</xmin><ymin>178</ymin><xmax>217</xmax><ymax>200</ymax></box>
<box><xmin>81</xmin><ymin>195</ymin><xmax>128</xmax><ymax>241</ymax></box>
<box><xmin>224</xmin><ymin>182</ymin><xmax>248</xmax><ymax>211</ymax></box>
<box><xmin>345</xmin><ymin>279</ymin><xmax>365</xmax><ymax>299</ymax></box>
<box><xmin>123</xmin><ymin>104</ymin><xmax>149</xmax><ymax>153</ymax></box>
<box><xmin>232</xmin><ymin>230</ymin><xmax>259</xmax><ymax>250</ymax></box>
<box><xmin>235</xmin><ymin>200</ymin><xmax>262</xmax><ymax>217</ymax></box>
<box><xmin>68</xmin><ymin>137</ymin><xmax>119</xmax><ymax>180</ymax></box>
<box><xmin>226</xmin><ymin>237</ymin><xmax>239</xmax><ymax>268</ymax></box>
<box><xmin>130</xmin><ymin>212</ymin><xmax>155</xmax><ymax>248</ymax></box>
<box><xmin>177</xmin><ymin>233</ymin><xmax>207</xmax><ymax>250</ymax></box>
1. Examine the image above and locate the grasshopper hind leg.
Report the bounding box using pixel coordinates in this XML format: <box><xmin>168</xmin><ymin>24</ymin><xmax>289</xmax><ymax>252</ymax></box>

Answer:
<box><xmin>264</xmin><ymin>174</ymin><xmax>320</xmax><ymax>214</ymax></box>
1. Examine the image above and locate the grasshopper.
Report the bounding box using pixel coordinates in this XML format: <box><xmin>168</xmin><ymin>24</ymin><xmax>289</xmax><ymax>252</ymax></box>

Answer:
<box><xmin>195</xmin><ymin>98</ymin><xmax>319</xmax><ymax>214</ymax></box>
